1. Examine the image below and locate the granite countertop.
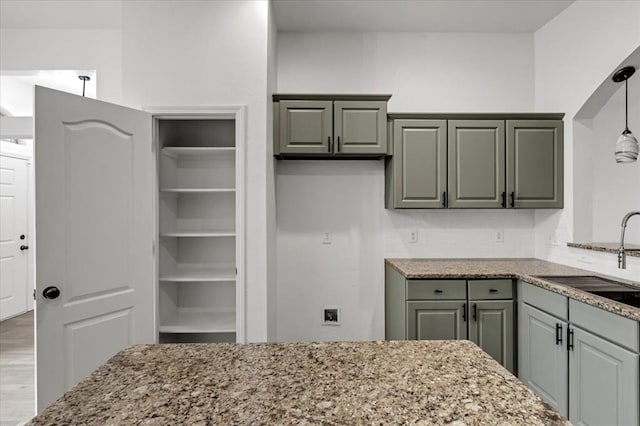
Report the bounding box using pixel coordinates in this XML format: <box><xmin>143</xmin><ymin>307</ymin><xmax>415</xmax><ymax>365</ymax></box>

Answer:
<box><xmin>385</xmin><ymin>258</ymin><xmax>640</xmax><ymax>322</ymax></box>
<box><xmin>29</xmin><ymin>341</ymin><xmax>567</xmax><ymax>425</ymax></box>
<box><xmin>568</xmin><ymin>241</ymin><xmax>640</xmax><ymax>257</ymax></box>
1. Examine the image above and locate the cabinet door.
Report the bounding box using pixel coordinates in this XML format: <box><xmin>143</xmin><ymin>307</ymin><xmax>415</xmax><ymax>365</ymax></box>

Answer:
<box><xmin>469</xmin><ymin>300</ymin><xmax>514</xmax><ymax>373</ymax></box>
<box><xmin>334</xmin><ymin>101</ymin><xmax>387</xmax><ymax>155</ymax></box>
<box><xmin>407</xmin><ymin>300</ymin><xmax>467</xmax><ymax>340</ymax></box>
<box><xmin>279</xmin><ymin>100</ymin><xmax>332</xmax><ymax>155</ymax></box>
<box><xmin>518</xmin><ymin>303</ymin><xmax>568</xmax><ymax>416</ymax></box>
<box><xmin>506</xmin><ymin>120</ymin><xmax>563</xmax><ymax>208</ymax></box>
<box><xmin>448</xmin><ymin>120</ymin><xmax>505</xmax><ymax>208</ymax></box>
<box><xmin>391</xmin><ymin>120</ymin><xmax>447</xmax><ymax>208</ymax></box>
<box><xmin>569</xmin><ymin>327</ymin><xmax>639</xmax><ymax>426</ymax></box>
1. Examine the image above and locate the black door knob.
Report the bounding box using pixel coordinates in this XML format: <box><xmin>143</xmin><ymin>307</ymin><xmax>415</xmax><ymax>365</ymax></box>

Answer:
<box><xmin>20</xmin><ymin>234</ymin><xmax>26</xmax><ymax>240</ymax></box>
<box><xmin>20</xmin><ymin>245</ymin><xmax>29</xmax><ymax>251</ymax></box>
<box><xmin>43</xmin><ymin>286</ymin><xmax>61</xmax><ymax>300</ymax></box>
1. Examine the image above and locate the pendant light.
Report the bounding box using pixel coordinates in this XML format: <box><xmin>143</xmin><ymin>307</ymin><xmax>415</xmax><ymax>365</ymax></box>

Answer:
<box><xmin>78</xmin><ymin>75</ymin><xmax>90</xmax><ymax>97</ymax></box>
<box><xmin>612</xmin><ymin>66</ymin><xmax>638</xmax><ymax>163</ymax></box>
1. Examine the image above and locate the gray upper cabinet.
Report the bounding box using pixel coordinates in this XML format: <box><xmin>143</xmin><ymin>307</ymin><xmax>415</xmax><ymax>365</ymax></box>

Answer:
<box><xmin>387</xmin><ymin>120</ymin><xmax>447</xmax><ymax>208</ymax></box>
<box><xmin>278</xmin><ymin>100</ymin><xmax>332</xmax><ymax>155</ymax></box>
<box><xmin>507</xmin><ymin>120</ymin><xmax>563</xmax><ymax>208</ymax></box>
<box><xmin>334</xmin><ymin>101</ymin><xmax>387</xmax><ymax>155</ymax></box>
<box><xmin>385</xmin><ymin>114</ymin><xmax>564</xmax><ymax>210</ymax></box>
<box><xmin>273</xmin><ymin>94</ymin><xmax>390</xmax><ymax>158</ymax></box>
<box><xmin>448</xmin><ymin>120</ymin><xmax>505</xmax><ymax>208</ymax></box>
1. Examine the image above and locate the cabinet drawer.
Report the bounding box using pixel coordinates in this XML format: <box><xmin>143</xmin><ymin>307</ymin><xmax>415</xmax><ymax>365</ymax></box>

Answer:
<box><xmin>520</xmin><ymin>280</ymin><xmax>568</xmax><ymax>320</ymax></box>
<box><xmin>570</xmin><ymin>299</ymin><xmax>639</xmax><ymax>352</ymax></box>
<box><xmin>407</xmin><ymin>280</ymin><xmax>466</xmax><ymax>300</ymax></box>
<box><xmin>469</xmin><ymin>279</ymin><xmax>513</xmax><ymax>300</ymax></box>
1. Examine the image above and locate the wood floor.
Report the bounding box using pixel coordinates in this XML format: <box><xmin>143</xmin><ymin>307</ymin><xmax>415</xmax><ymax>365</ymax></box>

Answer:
<box><xmin>0</xmin><ymin>311</ymin><xmax>35</xmax><ymax>426</ymax></box>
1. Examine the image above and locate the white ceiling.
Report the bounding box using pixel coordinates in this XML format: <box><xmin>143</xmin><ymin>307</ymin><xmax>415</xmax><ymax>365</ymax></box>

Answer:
<box><xmin>0</xmin><ymin>0</ymin><xmax>122</xmax><ymax>29</ymax></box>
<box><xmin>273</xmin><ymin>0</ymin><xmax>574</xmax><ymax>33</ymax></box>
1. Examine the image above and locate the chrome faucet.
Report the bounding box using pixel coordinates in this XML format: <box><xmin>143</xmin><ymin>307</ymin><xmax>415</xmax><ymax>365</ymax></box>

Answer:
<box><xmin>618</xmin><ymin>211</ymin><xmax>640</xmax><ymax>269</ymax></box>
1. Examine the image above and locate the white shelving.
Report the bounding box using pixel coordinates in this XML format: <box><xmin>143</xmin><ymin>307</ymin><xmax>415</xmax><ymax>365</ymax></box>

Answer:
<box><xmin>162</xmin><ymin>146</ymin><xmax>235</xmax><ymax>157</ymax></box>
<box><xmin>159</xmin><ymin>265</ymin><xmax>236</xmax><ymax>282</ymax></box>
<box><xmin>158</xmin><ymin>310</ymin><xmax>235</xmax><ymax>334</ymax></box>
<box><xmin>156</xmin><ymin>115</ymin><xmax>240</xmax><ymax>343</ymax></box>
<box><xmin>160</xmin><ymin>188</ymin><xmax>235</xmax><ymax>193</ymax></box>
<box><xmin>160</xmin><ymin>230</ymin><xmax>235</xmax><ymax>238</ymax></box>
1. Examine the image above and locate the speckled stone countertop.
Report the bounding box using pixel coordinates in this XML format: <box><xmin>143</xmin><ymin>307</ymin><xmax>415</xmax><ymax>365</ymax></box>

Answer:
<box><xmin>385</xmin><ymin>258</ymin><xmax>640</xmax><ymax>322</ymax></box>
<box><xmin>28</xmin><ymin>341</ymin><xmax>567</xmax><ymax>425</ymax></box>
<box><xmin>568</xmin><ymin>241</ymin><xmax>640</xmax><ymax>257</ymax></box>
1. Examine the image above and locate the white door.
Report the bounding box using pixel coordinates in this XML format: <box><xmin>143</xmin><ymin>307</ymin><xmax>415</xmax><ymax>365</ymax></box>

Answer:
<box><xmin>0</xmin><ymin>155</ymin><xmax>29</xmax><ymax>320</ymax></box>
<box><xmin>35</xmin><ymin>86</ymin><xmax>154</xmax><ymax>411</ymax></box>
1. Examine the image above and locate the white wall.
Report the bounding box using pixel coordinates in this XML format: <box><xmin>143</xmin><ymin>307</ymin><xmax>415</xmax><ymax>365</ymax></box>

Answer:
<box><xmin>0</xmin><ymin>29</ymin><xmax>122</xmax><ymax>103</ymax></box>
<box><xmin>266</xmin><ymin>1</ymin><xmax>279</xmax><ymax>341</ymax></box>
<box><xmin>591</xmin><ymin>83</ymin><xmax>640</xmax><ymax>244</ymax></box>
<box><xmin>276</xmin><ymin>32</ymin><xmax>536</xmax><ymax>342</ymax></box>
<box><xmin>534</xmin><ymin>0</ymin><xmax>640</xmax><ymax>280</ymax></box>
<box><xmin>121</xmin><ymin>0</ymin><xmax>272</xmax><ymax>342</ymax></box>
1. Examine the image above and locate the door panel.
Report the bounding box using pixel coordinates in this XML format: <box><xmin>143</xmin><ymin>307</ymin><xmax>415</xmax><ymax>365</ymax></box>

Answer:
<box><xmin>279</xmin><ymin>100</ymin><xmax>332</xmax><ymax>154</ymax></box>
<box><xmin>507</xmin><ymin>120</ymin><xmax>563</xmax><ymax>208</ymax></box>
<box><xmin>518</xmin><ymin>303</ymin><xmax>568</xmax><ymax>416</ymax></box>
<box><xmin>35</xmin><ymin>86</ymin><xmax>154</xmax><ymax>411</ymax></box>
<box><xmin>569</xmin><ymin>327</ymin><xmax>638</xmax><ymax>426</ymax></box>
<box><xmin>0</xmin><ymin>155</ymin><xmax>28</xmax><ymax>320</ymax></box>
<box><xmin>334</xmin><ymin>101</ymin><xmax>386</xmax><ymax>154</ymax></box>
<box><xmin>407</xmin><ymin>300</ymin><xmax>467</xmax><ymax>340</ymax></box>
<box><xmin>448</xmin><ymin>120</ymin><xmax>505</xmax><ymax>208</ymax></box>
<box><xmin>392</xmin><ymin>120</ymin><xmax>447</xmax><ymax>208</ymax></box>
<box><xmin>469</xmin><ymin>300</ymin><xmax>514</xmax><ymax>373</ymax></box>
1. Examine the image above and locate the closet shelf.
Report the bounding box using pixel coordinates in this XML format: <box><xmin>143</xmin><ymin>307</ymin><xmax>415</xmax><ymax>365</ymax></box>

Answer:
<box><xmin>159</xmin><ymin>266</ymin><xmax>236</xmax><ymax>282</ymax></box>
<box><xmin>160</xmin><ymin>230</ymin><xmax>236</xmax><ymax>238</ymax></box>
<box><xmin>158</xmin><ymin>309</ymin><xmax>235</xmax><ymax>333</ymax></box>
<box><xmin>160</xmin><ymin>188</ymin><xmax>235</xmax><ymax>194</ymax></box>
<box><xmin>162</xmin><ymin>146</ymin><xmax>235</xmax><ymax>158</ymax></box>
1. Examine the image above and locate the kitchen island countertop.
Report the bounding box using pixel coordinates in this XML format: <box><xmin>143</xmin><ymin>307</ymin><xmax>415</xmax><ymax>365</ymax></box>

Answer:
<box><xmin>28</xmin><ymin>340</ymin><xmax>567</xmax><ymax>425</ymax></box>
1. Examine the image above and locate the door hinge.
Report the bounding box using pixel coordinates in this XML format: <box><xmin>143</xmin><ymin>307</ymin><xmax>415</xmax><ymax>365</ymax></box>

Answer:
<box><xmin>33</xmin><ymin>289</ymin><xmax>36</xmax><ymax>300</ymax></box>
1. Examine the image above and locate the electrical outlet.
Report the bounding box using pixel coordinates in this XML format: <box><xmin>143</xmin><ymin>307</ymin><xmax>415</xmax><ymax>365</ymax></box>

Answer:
<box><xmin>322</xmin><ymin>306</ymin><xmax>340</xmax><ymax>326</ymax></box>
<box><xmin>409</xmin><ymin>229</ymin><xmax>419</xmax><ymax>244</ymax></box>
<box><xmin>495</xmin><ymin>229</ymin><xmax>504</xmax><ymax>243</ymax></box>
<box><xmin>322</xmin><ymin>232</ymin><xmax>332</xmax><ymax>245</ymax></box>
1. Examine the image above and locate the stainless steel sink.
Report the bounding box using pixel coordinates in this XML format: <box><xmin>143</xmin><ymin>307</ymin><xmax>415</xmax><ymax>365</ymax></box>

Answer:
<box><xmin>535</xmin><ymin>275</ymin><xmax>640</xmax><ymax>309</ymax></box>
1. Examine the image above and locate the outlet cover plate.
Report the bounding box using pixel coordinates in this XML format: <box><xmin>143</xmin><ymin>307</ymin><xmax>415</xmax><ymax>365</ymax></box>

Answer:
<box><xmin>322</xmin><ymin>306</ymin><xmax>341</xmax><ymax>326</ymax></box>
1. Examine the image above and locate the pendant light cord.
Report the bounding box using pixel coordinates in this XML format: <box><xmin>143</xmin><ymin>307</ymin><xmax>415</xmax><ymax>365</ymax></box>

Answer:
<box><xmin>625</xmin><ymin>79</ymin><xmax>629</xmax><ymax>132</ymax></box>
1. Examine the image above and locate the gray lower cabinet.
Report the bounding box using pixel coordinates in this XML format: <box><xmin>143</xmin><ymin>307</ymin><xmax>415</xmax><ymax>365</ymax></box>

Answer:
<box><xmin>507</xmin><ymin>120</ymin><xmax>563</xmax><ymax>208</ymax></box>
<box><xmin>385</xmin><ymin>267</ymin><xmax>515</xmax><ymax>371</ymax></box>
<box><xmin>518</xmin><ymin>303</ymin><xmax>569</xmax><ymax>416</ymax></box>
<box><xmin>273</xmin><ymin>95</ymin><xmax>390</xmax><ymax>157</ymax></box>
<box><xmin>569</xmin><ymin>326</ymin><xmax>639</xmax><ymax>426</ymax></box>
<box><xmin>469</xmin><ymin>300</ymin><xmax>514</xmax><ymax>373</ymax></box>
<box><xmin>386</xmin><ymin>119</ymin><xmax>447</xmax><ymax>208</ymax></box>
<box><xmin>407</xmin><ymin>301</ymin><xmax>467</xmax><ymax>340</ymax></box>
<box><xmin>518</xmin><ymin>280</ymin><xmax>640</xmax><ymax>425</ymax></box>
<box><xmin>448</xmin><ymin>120</ymin><xmax>505</xmax><ymax>208</ymax></box>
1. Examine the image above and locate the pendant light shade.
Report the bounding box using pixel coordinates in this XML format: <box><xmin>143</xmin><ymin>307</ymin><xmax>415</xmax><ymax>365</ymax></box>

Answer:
<box><xmin>612</xmin><ymin>66</ymin><xmax>638</xmax><ymax>163</ymax></box>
